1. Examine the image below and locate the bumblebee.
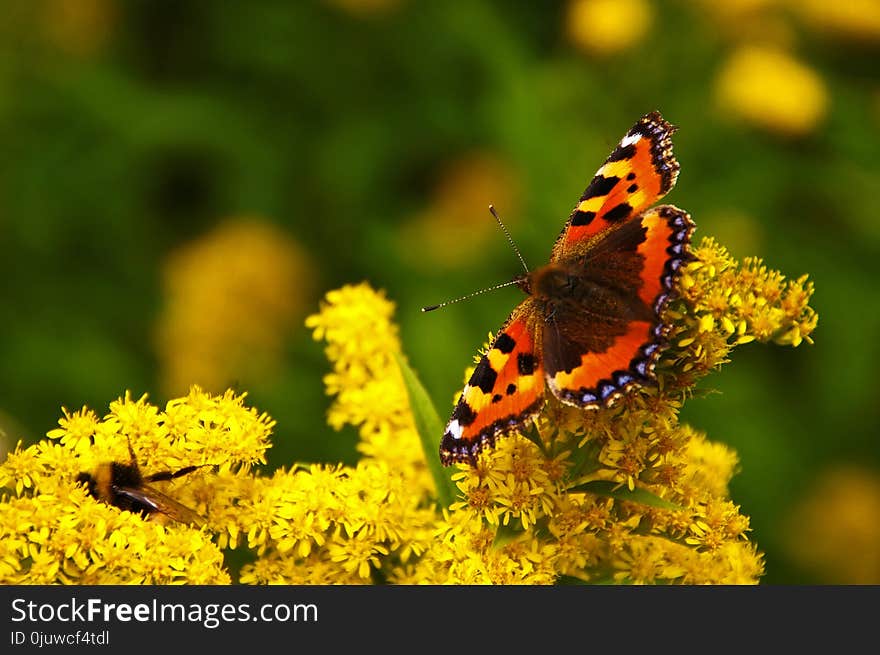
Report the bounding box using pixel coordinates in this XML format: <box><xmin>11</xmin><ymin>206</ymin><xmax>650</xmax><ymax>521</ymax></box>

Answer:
<box><xmin>76</xmin><ymin>441</ymin><xmax>206</xmax><ymax>526</ymax></box>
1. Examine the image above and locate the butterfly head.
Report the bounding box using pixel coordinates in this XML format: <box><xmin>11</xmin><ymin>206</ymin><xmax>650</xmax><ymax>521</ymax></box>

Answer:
<box><xmin>513</xmin><ymin>264</ymin><xmax>572</xmax><ymax>298</ymax></box>
<box><xmin>512</xmin><ymin>272</ymin><xmax>532</xmax><ymax>296</ymax></box>
<box><xmin>524</xmin><ymin>263</ymin><xmax>578</xmax><ymax>301</ymax></box>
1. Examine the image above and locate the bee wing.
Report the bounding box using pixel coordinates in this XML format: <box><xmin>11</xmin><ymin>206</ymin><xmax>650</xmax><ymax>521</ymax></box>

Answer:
<box><xmin>116</xmin><ymin>484</ymin><xmax>205</xmax><ymax>527</ymax></box>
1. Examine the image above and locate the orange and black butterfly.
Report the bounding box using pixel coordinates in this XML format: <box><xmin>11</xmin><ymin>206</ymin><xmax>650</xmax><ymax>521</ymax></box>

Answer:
<box><xmin>76</xmin><ymin>440</ymin><xmax>206</xmax><ymax>526</ymax></box>
<box><xmin>440</xmin><ymin>111</ymin><xmax>695</xmax><ymax>466</ymax></box>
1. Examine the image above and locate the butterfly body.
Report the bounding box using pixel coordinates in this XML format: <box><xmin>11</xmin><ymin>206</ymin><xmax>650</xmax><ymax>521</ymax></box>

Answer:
<box><xmin>440</xmin><ymin>112</ymin><xmax>695</xmax><ymax>466</ymax></box>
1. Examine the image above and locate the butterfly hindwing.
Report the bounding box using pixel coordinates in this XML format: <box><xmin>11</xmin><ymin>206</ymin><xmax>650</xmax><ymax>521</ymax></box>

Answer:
<box><xmin>552</xmin><ymin>111</ymin><xmax>679</xmax><ymax>260</ymax></box>
<box><xmin>439</xmin><ymin>309</ymin><xmax>545</xmax><ymax>465</ymax></box>
<box><xmin>544</xmin><ymin>205</ymin><xmax>695</xmax><ymax>407</ymax></box>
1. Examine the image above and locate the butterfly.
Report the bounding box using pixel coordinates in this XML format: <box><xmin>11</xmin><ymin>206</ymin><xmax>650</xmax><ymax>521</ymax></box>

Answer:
<box><xmin>439</xmin><ymin>111</ymin><xmax>695</xmax><ymax>466</ymax></box>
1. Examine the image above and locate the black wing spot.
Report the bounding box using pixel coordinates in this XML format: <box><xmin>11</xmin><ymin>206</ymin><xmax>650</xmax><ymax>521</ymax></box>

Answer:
<box><xmin>470</xmin><ymin>359</ymin><xmax>498</xmax><ymax>394</ymax></box>
<box><xmin>603</xmin><ymin>202</ymin><xmax>633</xmax><ymax>222</ymax></box>
<box><xmin>451</xmin><ymin>400</ymin><xmax>477</xmax><ymax>427</ymax></box>
<box><xmin>581</xmin><ymin>175</ymin><xmax>620</xmax><ymax>200</ymax></box>
<box><xmin>571</xmin><ymin>210</ymin><xmax>596</xmax><ymax>227</ymax></box>
<box><xmin>494</xmin><ymin>332</ymin><xmax>516</xmax><ymax>354</ymax></box>
<box><xmin>517</xmin><ymin>353</ymin><xmax>537</xmax><ymax>376</ymax></box>
<box><xmin>607</xmin><ymin>143</ymin><xmax>637</xmax><ymax>162</ymax></box>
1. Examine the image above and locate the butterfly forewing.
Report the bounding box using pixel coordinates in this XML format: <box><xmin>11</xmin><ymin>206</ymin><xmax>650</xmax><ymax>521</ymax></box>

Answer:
<box><xmin>440</xmin><ymin>310</ymin><xmax>545</xmax><ymax>465</ymax></box>
<box><xmin>553</xmin><ymin>111</ymin><xmax>680</xmax><ymax>260</ymax></box>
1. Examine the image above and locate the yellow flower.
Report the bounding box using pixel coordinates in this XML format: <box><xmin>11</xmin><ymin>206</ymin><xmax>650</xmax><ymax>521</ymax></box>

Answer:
<box><xmin>681</xmin><ymin>428</ymin><xmax>740</xmax><ymax>499</ymax></box>
<box><xmin>450</xmin><ymin>438</ymin><xmax>558</xmax><ymax>530</ymax></box>
<box><xmin>566</xmin><ymin>0</ymin><xmax>653</xmax><ymax>56</ymax></box>
<box><xmin>715</xmin><ymin>44</ymin><xmax>828</xmax><ymax>136</ymax></box>
<box><xmin>675</xmin><ymin>237</ymin><xmax>817</xmax><ymax>365</ymax></box>
<box><xmin>155</xmin><ymin>217</ymin><xmax>313</xmax><ymax>396</ymax></box>
<box><xmin>225</xmin><ymin>459</ymin><xmax>436</xmax><ymax>584</ymax></box>
<box><xmin>305</xmin><ymin>283</ymin><xmax>434</xmax><ymax>495</ymax></box>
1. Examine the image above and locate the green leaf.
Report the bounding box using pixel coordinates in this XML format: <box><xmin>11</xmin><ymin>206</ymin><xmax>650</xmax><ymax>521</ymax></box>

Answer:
<box><xmin>394</xmin><ymin>352</ymin><xmax>458</xmax><ymax>510</ymax></box>
<box><xmin>567</xmin><ymin>480</ymin><xmax>682</xmax><ymax>510</ymax></box>
<box><xmin>567</xmin><ymin>438</ymin><xmax>603</xmax><ymax>479</ymax></box>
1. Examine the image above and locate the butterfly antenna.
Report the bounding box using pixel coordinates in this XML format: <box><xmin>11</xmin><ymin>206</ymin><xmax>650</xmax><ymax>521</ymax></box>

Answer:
<box><xmin>422</xmin><ymin>205</ymin><xmax>531</xmax><ymax>313</ymax></box>
<box><xmin>489</xmin><ymin>205</ymin><xmax>529</xmax><ymax>274</ymax></box>
<box><xmin>421</xmin><ymin>279</ymin><xmax>521</xmax><ymax>312</ymax></box>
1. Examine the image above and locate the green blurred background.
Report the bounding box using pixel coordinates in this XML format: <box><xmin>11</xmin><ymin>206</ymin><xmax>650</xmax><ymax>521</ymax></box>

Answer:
<box><xmin>1</xmin><ymin>0</ymin><xmax>878</xmax><ymax>584</ymax></box>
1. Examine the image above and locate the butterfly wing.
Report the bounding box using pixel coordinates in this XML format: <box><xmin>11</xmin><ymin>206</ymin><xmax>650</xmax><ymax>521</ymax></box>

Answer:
<box><xmin>544</xmin><ymin>205</ymin><xmax>695</xmax><ymax>406</ymax></box>
<box><xmin>552</xmin><ymin>111</ymin><xmax>680</xmax><ymax>261</ymax></box>
<box><xmin>440</xmin><ymin>307</ymin><xmax>545</xmax><ymax>465</ymax></box>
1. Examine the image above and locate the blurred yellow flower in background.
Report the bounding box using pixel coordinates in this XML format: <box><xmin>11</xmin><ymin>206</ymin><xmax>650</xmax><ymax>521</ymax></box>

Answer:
<box><xmin>155</xmin><ymin>217</ymin><xmax>313</xmax><ymax>396</ymax></box>
<box><xmin>397</xmin><ymin>152</ymin><xmax>520</xmax><ymax>271</ymax></box>
<box><xmin>783</xmin><ymin>466</ymin><xmax>880</xmax><ymax>584</ymax></box>
<box><xmin>715</xmin><ymin>44</ymin><xmax>828</xmax><ymax>137</ymax></box>
<box><xmin>566</xmin><ymin>0</ymin><xmax>653</xmax><ymax>56</ymax></box>
<box><xmin>793</xmin><ymin>0</ymin><xmax>880</xmax><ymax>43</ymax></box>
<box><xmin>696</xmin><ymin>0</ymin><xmax>779</xmax><ymax>14</ymax></box>
<box><xmin>691</xmin><ymin>0</ymin><xmax>794</xmax><ymax>46</ymax></box>
<box><xmin>41</xmin><ymin>0</ymin><xmax>117</xmax><ymax>58</ymax></box>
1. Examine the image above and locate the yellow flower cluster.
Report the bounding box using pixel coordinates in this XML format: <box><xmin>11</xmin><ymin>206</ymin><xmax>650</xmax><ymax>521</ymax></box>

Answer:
<box><xmin>304</xmin><ymin>283</ymin><xmax>433</xmax><ymax>494</ymax></box>
<box><xmin>125</xmin><ymin>283</ymin><xmax>439</xmax><ymax>585</ymax></box>
<box><xmin>0</xmin><ymin>387</ymin><xmax>272</xmax><ymax>584</ymax></box>
<box><xmin>399</xmin><ymin>402</ymin><xmax>763</xmax><ymax>584</ymax></box>
<box><xmin>696</xmin><ymin>0</ymin><xmax>880</xmax><ymax>136</ymax></box>
<box><xmin>229</xmin><ymin>460</ymin><xmax>436</xmax><ymax>584</ymax></box>
<box><xmin>674</xmin><ymin>237</ymin><xmax>817</xmax><ymax>362</ymax></box>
